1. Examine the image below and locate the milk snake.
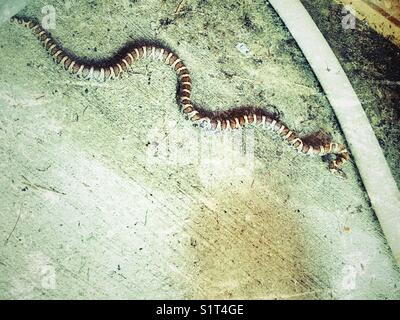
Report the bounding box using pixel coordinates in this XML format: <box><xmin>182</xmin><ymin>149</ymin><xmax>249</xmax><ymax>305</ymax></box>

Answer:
<box><xmin>10</xmin><ymin>16</ymin><xmax>350</xmax><ymax>175</ymax></box>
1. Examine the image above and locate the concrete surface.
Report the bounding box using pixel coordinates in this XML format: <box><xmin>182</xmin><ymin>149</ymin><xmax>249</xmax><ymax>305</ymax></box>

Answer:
<box><xmin>0</xmin><ymin>0</ymin><xmax>28</xmax><ymax>25</ymax></box>
<box><xmin>0</xmin><ymin>0</ymin><xmax>399</xmax><ymax>299</ymax></box>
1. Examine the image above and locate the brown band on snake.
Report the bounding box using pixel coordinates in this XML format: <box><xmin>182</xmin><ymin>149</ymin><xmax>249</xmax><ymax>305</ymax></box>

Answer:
<box><xmin>11</xmin><ymin>16</ymin><xmax>349</xmax><ymax>174</ymax></box>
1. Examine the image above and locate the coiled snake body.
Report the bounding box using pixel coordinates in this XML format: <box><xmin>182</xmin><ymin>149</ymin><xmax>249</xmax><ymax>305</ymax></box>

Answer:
<box><xmin>11</xmin><ymin>16</ymin><xmax>350</xmax><ymax>174</ymax></box>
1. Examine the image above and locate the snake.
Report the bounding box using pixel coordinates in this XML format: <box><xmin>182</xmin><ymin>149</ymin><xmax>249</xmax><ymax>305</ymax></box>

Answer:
<box><xmin>10</xmin><ymin>16</ymin><xmax>350</xmax><ymax>175</ymax></box>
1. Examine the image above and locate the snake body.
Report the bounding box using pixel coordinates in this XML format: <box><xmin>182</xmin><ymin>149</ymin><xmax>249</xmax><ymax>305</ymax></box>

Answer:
<box><xmin>11</xmin><ymin>16</ymin><xmax>349</xmax><ymax>174</ymax></box>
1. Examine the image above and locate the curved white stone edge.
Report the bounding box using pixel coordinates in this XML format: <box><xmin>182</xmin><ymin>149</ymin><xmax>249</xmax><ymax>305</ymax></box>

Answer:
<box><xmin>269</xmin><ymin>0</ymin><xmax>400</xmax><ymax>266</ymax></box>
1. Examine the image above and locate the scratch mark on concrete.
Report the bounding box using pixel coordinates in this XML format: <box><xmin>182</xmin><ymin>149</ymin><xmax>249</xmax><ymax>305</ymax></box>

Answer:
<box><xmin>4</xmin><ymin>203</ymin><xmax>23</xmax><ymax>245</ymax></box>
<box><xmin>21</xmin><ymin>175</ymin><xmax>66</xmax><ymax>195</ymax></box>
<box><xmin>144</xmin><ymin>210</ymin><xmax>148</xmax><ymax>226</ymax></box>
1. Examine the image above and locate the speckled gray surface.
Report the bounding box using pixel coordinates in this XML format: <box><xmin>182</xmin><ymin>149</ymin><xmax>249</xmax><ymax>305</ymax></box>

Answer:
<box><xmin>0</xmin><ymin>0</ymin><xmax>399</xmax><ymax>299</ymax></box>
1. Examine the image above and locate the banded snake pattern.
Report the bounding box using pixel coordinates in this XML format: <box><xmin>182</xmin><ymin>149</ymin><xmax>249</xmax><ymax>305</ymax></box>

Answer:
<box><xmin>10</xmin><ymin>16</ymin><xmax>350</xmax><ymax>175</ymax></box>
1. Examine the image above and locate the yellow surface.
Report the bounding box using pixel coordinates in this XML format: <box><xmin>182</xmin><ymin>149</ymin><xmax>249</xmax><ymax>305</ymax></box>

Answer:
<box><xmin>335</xmin><ymin>0</ymin><xmax>400</xmax><ymax>46</ymax></box>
